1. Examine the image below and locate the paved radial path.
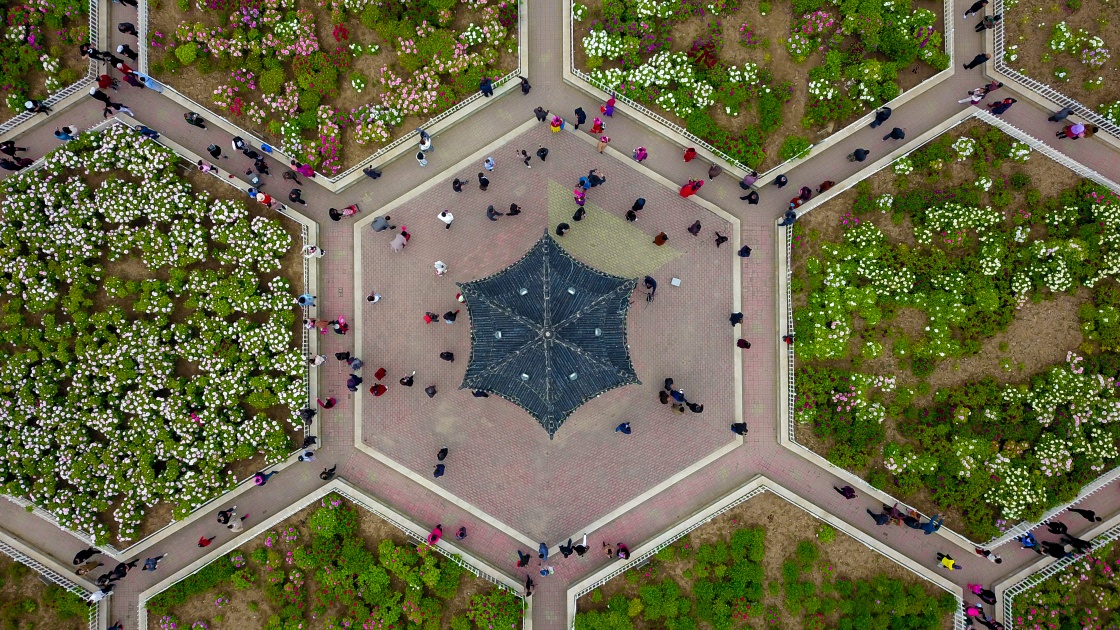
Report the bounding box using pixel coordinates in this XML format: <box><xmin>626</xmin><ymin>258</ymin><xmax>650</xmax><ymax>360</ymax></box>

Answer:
<box><xmin>1</xmin><ymin>0</ymin><xmax>1119</xmax><ymax>628</ymax></box>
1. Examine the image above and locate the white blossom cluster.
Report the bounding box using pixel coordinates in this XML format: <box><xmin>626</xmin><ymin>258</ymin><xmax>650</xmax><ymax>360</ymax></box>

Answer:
<box><xmin>0</xmin><ymin>124</ymin><xmax>304</xmax><ymax>543</ymax></box>
<box><xmin>588</xmin><ymin>51</ymin><xmax>716</xmax><ymax>117</ymax></box>
<box><xmin>913</xmin><ymin>203</ymin><xmax>1002</xmax><ymax>245</ymax></box>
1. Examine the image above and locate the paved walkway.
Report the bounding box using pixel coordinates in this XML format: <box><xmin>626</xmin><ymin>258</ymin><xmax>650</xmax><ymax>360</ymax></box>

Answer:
<box><xmin>1</xmin><ymin>0</ymin><xmax>1120</xmax><ymax>628</ymax></box>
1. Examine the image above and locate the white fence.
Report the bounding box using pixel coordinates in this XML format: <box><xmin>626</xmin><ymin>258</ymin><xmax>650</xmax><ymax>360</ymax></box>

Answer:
<box><xmin>0</xmin><ymin>539</ymin><xmax>99</xmax><ymax>630</ymax></box>
<box><xmin>992</xmin><ymin>0</ymin><xmax>1120</xmax><ymax>139</ymax></box>
<box><xmin>0</xmin><ymin>0</ymin><xmax>99</xmax><ymax>136</ymax></box>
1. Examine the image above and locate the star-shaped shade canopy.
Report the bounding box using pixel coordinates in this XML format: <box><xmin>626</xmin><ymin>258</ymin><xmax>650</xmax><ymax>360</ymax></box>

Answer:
<box><xmin>458</xmin><ymin>233</ymin><xmax>639</xmax><ymax>437</ymax></box>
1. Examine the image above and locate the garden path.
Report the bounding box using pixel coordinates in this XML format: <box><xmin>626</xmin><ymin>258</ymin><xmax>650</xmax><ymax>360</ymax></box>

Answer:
<box><xmin>0</xmin><ymin>0</ymin><xmax>1118</xmax><ymax>628</ymax></box>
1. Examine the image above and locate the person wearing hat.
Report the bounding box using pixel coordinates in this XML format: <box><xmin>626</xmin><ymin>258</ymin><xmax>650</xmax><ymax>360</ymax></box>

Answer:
<box><xmin>23</xmin><ymin>99</ymin><xmax>50</xmax><ymax>115</ymax></box>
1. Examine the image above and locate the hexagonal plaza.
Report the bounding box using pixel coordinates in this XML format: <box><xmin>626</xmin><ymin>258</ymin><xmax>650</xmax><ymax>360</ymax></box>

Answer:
<box><xmin>354</xmin><ymin>123</ymin><xmax>741</xmax><ymax>543</ymax></box>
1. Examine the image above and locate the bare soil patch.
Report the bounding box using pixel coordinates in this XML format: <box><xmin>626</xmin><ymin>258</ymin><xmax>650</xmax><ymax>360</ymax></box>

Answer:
<box><xmin>1004</xmin><ymin>0</ymin><xmax>1120</xmax><ymax>108</ymax></box>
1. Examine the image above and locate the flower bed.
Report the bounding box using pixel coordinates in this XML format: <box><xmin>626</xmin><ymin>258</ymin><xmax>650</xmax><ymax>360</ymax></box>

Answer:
<box><xmin>0</xmin><ymin>0</ymin><xmax>89</xmax><ymax>112</ymax></box>
<box><xmin>149</xmin><ymin>0</ymin><xmax>517</xmax><ymax>175</ymax></box>
<box><xmin>0</xmin><ymin>124</ymin><xmax>305</xmax><ymax>544</ymax></box>
<box><xmin>0</xmin><ymin>555</ymin><xmax>89</xmax><ymax>629</ymax></box>
<box><xmin>1011</xmin><ymin>536</ymin><xmax>1120</xmax><ymax>629</ymax></box>
<box><xmin>146</xmin><ymin>493</ymin><xmax>522</xmax><ymax>630</ymax></box>
<box><xmin>572</xmin><ymin>0</ymin><xmax>947</xmax><ymax>170</ymax></box>
<box><xmin>575</xmin><ymin>491</ymin><xmax>956</xmax><ymax>630</ymax></box>
<box><xmin>791</xmin><ymin>121</ymin><xmax>1120</xmax><ymax>541</ymax></box>
<box><xmin>1002</xmin><ymin>0</ymin><xmax>1119</xmax><ymax>121</ymax></box>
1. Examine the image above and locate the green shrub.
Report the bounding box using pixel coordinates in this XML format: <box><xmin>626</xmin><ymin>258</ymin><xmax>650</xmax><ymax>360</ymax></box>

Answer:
<box><xmin>196</xmin><ymin>56</ymin><xmax>213</xmax><ymax>74</ymax></box>
<box><xmin>260</xmin><ymin>68</ymin><xmax>286</xmax><ymax>95</ymax></box>
<box><xmin>1009</xmin><ymin>172</ymin><xmax>1031</xmax><ymax>190</ymax></box>
<box><xmin>1067</xmin><ymin>0</ymin><xmax>1080</xmax><ymax>9</ymax></box>
<box><xmin>298</xmin><ymin>90</ymin><xmax>321</xmax><ymax>111</ymax></box>
<box><xmin>175</xmin><ymin>42</ymin><xmax>198</xmax><ymax>65</ymax></box>
<box><xmin>816</xmin><ymin>524</ymin><xmax>835</xmax><ymax>544</ymax></box>
<box><xmin>779</xmin><ymin>136</ymin><xmax>812</xmax><ymax>162</ymax></box>
<box><xmin>759</xmin><ymin>1</ymin><xmax>772</xmax><ymax>13</ymax></box>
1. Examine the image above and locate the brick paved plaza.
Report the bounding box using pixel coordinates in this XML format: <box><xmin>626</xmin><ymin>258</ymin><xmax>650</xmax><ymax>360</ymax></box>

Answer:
<box><xmin>1</xmin><ymin>0</ymin><xmax>1120</xmax><ymax>627</ymax></box>
<box><xmin>354</xmin><ymin>124</ymin><xmax>738</xmax><ymax>542</ymax></box>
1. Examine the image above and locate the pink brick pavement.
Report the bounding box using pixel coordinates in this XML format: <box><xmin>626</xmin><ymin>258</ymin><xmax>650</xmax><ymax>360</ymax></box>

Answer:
<box><xmin>355</xmin><ymin>123</ymin><xmax>738</xmax><ymax>543</ymax></box>
<box><xmin>0</xmin><ymin>0</ymin><xmax>1117</xmax><ymax>627</ymax></box>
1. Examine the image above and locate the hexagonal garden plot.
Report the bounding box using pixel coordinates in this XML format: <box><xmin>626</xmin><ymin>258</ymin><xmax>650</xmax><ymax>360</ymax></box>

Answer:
<box><xmin>0</xmin><ymin>124</ymin><xmax>306</xmax><ymax>546</ymax></box>
<box><xmin>575</xmin><ymin>491</ymin><xmax>957</xmax><ymax>630</ymax></box>
<box><xmin>145</xmin><ymin>492</ymin><xmax>522</xmax><ymax>630</ymax></box>
<box><xmin>148</xmin><ymin>0</ymin><xmax>518</xmax><ymax>175</ymax></box>
<box><xmin>790</xmin><ymin>118</ymin><xmax>1120</xmax><ymax>542</ymax></box>
<box><xmin>0</xmin><ymin>0</ymin><xmax>90</xmax><ymax>114</ymax></box>
<box><xmin>571</xmin><ymin>0</ymin><xmax>949</xmax><ymax>170</ymax></box>
<box><xmin>356</xmin><ymin>123</ymin><xmax>741</xmax><ymax>542</ymax></box>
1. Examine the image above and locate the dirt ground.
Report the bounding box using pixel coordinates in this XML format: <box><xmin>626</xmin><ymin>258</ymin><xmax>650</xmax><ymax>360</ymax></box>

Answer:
<box><xmin>1004</xmin><ymin>0</ymin><xmax>1120</xmax><ymax>108</ymax></box>
<box><xmin>574</xmin><ymin>0</ymin><xmax>942</xmax><ymax>170</ymax></box>
<box><xmin>150</xmin><ymin>497</ymin><xmax>499</xmax><ymax>629</ymax></box>
<box><xmin>147</xmin><ymin>0</ymin><xmax>518</xmax><ymax>172</ymax></box>
<box><xmin>577</xmin><ymin>491</ymin><xmax>953</xmax><ymax>630</ymax></box>
<box><xmin>0</xmin><ymin>555</ymin><xmax>87</xmax><ymax>630</ymax></box>
<box><xmin>789</xmin><ymin>121</ymin><xmax>1090</xmax><ymax>530</ymax></box>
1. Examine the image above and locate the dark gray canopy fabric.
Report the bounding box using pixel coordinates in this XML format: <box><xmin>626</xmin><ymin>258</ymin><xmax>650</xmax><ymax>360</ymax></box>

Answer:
<box><xmin>458</xmin><ymin>233</ymin><xmax>639</xmax><ymax>437</ymax></box>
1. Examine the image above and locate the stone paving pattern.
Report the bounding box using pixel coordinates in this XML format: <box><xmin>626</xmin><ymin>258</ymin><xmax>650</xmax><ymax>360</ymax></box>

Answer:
<box><xmin>353</xmin><ymin>123</ymin><xmax>736</xmax><ymax>543</ymax></box>
<box><xmin>0</xmin><ymin>0</ymin><xmax>1119</xmax><ymax>628</ymax></box>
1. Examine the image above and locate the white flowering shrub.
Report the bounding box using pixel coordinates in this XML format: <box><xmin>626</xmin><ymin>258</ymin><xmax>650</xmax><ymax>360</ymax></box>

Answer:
<box><xmin>794</xmin><ymin>123</ymin><xmax>1120</xmax><ymax>539</ymax></box>
<box><xmin>0</xmin><ymin>124</ymin><xmax>303</xmax><ymax>543</ymax></box>
<box><xmin>892</xmin><ymin>156</ymin><xmax>914</xmax><ymax>175</ymax></box>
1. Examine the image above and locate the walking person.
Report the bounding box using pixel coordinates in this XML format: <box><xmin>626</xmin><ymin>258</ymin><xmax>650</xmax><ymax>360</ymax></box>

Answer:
<box><xmin>847</xmin><ymin>148</ymin><xmax>870</xmax><ymax>162</ymax></box>
<box><xmin>1056</xmin><ymin>123</ymin><xmax>1085</xmax><ymax>139</ymax></box>
<box><xmin>438</xmin><ymin>210</ymin><xmax>454</xmax><ymax>229</ymax></box>
<box><xmin>1018</xmin><ymin>531</ymin><xmax>1039</xmax><ymax>550</ymax></box>
<box><xmin>289</xmin><ymin>189</ymin><xmax>308</xmax><ymax>206</ymax></box>
<box><xmin>867</xmin><ymin>509</ymin><xmax>891</xmax><ymax>526</ymax></box>
<box><xmin>118</xmin><ymin>21</ymin><xmax>138</xmax><ymax>36</ymax></box>
<box><xmin>921</xmin><ymin>514</ymin><xmax>944</xmax><ymax>534</ymax></box>
<box><xmin>687</xmin><ymin>220</ymin><xmax>702</xmax><ymax>236</ymax></box>
<box><xmin>773</xmin><ymin>174</ymin><xmax>789</xmax><ymax>188</ymax></box>
<box><xmin>518</xmin><ymin>149</ymin><xmax>531</xmax><ymax>167</ymax></box>
<box><xmin>216</xmin><ymin>506</ymin><xmax>237</xmax><ymax>525</ymax></box>
<box><xmin>483</xmin><ymin>156</ymin><xmax>495</xmax><ymax>171</ymax></box>
<box><xmin>73</xmin><ymin>548</ymin><xmax>101</xmax><ymax>565</ymax></box>
<box><xmin>615</xmin><ymin>422</ymin><xmax>632</xmax><ymax>434</ymax></box>
<box><xmin>1041</xmin><ymin>541</ymin><xmax>1072</xmax><ymax>559</ymax></box>
<box><xmin>208</xmin><ymin>144</ymin><xmax>225</xmax><ymax>160</ymax></box>
<box><xmin>708</xmin><ymin>163</ymin><xmax>722</xmax><ymax>180</ymax></box>
<box><xmin>142</xmin><ymin>555</ymin><xmax>167</xmax><ymax>571</ymax></box>
<box><xmin>964</xmin><ymin>0</ymin><xmax>988</xmax><ymax>18</ymax></box>
<box><xmin>54</xmin><ymin>126</ymin><xmax>79</xmax><ymax>141</ymax></box>
<box><xmin>883</xmin><ymin>127</ymin><xmax>905</xmax><ymax>141</ymax></box>
<box><xmin>479</xmin><ymin>77</ymin><xmax>493</xmax><ymax>97</ymax></box>
<box><xmin>1048</xmin><ymin>106</ymin><xmax>1074</xmax><ymax>122</ymax></box>
<box><xmin>534</xmin><ymin>106</ymin><xmax>548</xmax><ymax>122</ymax></box>
<box><xmin>23</xmin><ymin>99</ymin><xmax>51</xmax><ymax>115</ymax></box>
<box><xmin>596</xmin><ymin>135</ymin><xmax>610</xmax><ymax>153</ymax></box>
<box><xmin>834</xmin><ymin>485</ymin><xmax>856</xmax><ymax>499</ymax></box>
<box><xmin>959</xmin><ymin>87</ymin><xmax>987</xmax><ymax>104</ymax></box>
<box><xmin>963</xmin><ymin>53</ymin><xmax>991</xmax><ymax>69</ymax></box>
<box><xmin>740</xmin><ymin>190</ymin><xmax>759</xmax><ymax>204</ymax></box>
<box><xmin>0</xmin><ymin>141</ymin><xmax>26</xmax><ymax>157</ymax></box>
<box><xmin>478</xmin><ymin>172</ymin><xmax>490</xmax><ymax>191</ymax></box>
<box><xmin>519</xmin><ymin>76</ymin><xmax>531</xmax><ymax>94</ymax></box>
<box><xmin>253</xmin><ymin>470</ymin><xmax>278</xmax><ymax>486</ymax></box>
<box><xmin>633</xmin><ymin>146</ymin><xmax>648</xmax><ymax>162</ymax></box>
<box><xmin>486</xmin><ymin>205</ymin><xmax>503</xmax><ymax>220</ymax></box>
<box><xmin>197</xmin><ymin>535</ymin><xmax>216</xmax><ymax>548</ymax></box>
<box><xmin>184</xmin><ymin>112</ymin><xmax>207</xmax><ymax>128</ymax></box>
<box><xmin>574</xmin><ymin>107</ymin><xmax>586</xmax><ymax>130</ymax></box>
<box><xmin>988</xmin><ymin>98</ymin><xmax>1016</xmax><ymax>115</ymax></box>
<box><xmin>975</xmin><ymin>14</ymin><xmax>1002</xmax><ymax>30</ymax></box>
<box><xmin>418</xmin><ymin>128</ymin><xmax>433</xmax><ymax>152</ymax></box>
<box><xmin>1044</xmin><ymin>521</ymin><xmax>1069</xmax><ymax>535</ymax></box>
<box><xmin>590</xmin><ymin>117</ymin><xmax>604</xmax><ymax>134</ymax></box>
<box><xmin>320</xmin><ymin>465</ymin><xmax>337</xmax><ymax>480</ymax></box>
<box><xmin>869</xmin><ymin>106</ymin><xmax>892</xmax><ymax>128</ymax></box>
<box><xmin>227</xmin><ymin>513</ymin><xmax>249</xmax><ymax>533</ymax></box>
<box><xmin>416</xmin><ymin>151</ymin><xmax>428</xmax><ymax>167</ymax></box>
<box><xmin>777</xmin><ymin>209</ymin><xmax>797</xmax><ymax>226</ymax></box>
<box><xmin>974</xmin><ymin>548</ymin><xmax>1003</xmax><ymax>564</ymax></box>
<box><xmin>88</xmin><ymin>86</ymin><xmax>113</xmax><ymax>105</ymax></box>
<box><xmin>936</xmin><ymin>553</ymin><xmax>962</xmax><ymax>570</ymax></box>
<box><xmin>116</xmin><ymin>44</ymin><xmax>138</xmax><ymax>61</ymax></box>
<box><xmin>817</xmin><ymin>180</ymin><xmax>835</xmax><ymax>193</ymax></box>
